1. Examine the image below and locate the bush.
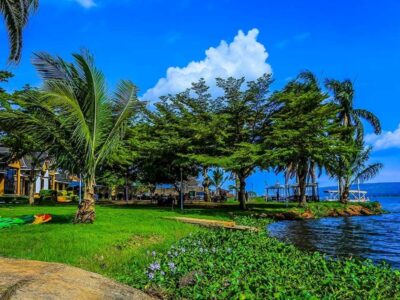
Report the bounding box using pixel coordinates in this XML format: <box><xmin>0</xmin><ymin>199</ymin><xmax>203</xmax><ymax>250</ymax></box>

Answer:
<box><xmin>39</xmin><ymin>189</ymin><xmax>57</xmax><ymax>204</ymax></box>
<box><xmin>128</xmin><ymin>227</ymin><xmax>400</xmax><ymax>299</ymax></box>
<box><xmin>0</xmin><ymin>195</ymin><xmax>29</xmax><ymax>204</ymax></box>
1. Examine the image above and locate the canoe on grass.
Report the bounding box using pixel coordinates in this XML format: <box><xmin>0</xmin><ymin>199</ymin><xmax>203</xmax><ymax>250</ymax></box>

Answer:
<box><xmin>0</xmin><ymin>214</ymin><xmax>52</xmax><ymax>229</ymax></box>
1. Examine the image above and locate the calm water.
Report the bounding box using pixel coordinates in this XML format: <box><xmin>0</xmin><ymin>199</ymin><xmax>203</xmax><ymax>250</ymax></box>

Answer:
<box><xmin>267</xmin><ymin>198</ymin><xmax>400</xmax><ymax>268</ymax></box>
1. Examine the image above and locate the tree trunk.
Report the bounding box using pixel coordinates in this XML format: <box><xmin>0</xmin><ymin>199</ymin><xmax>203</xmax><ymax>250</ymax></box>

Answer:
<box><xmin>74</xmin><ymin>178</ymin><xmax>96</xmax><ymax>224</ymax></box>
<box><xmin>234</xmin><ymin>173</ymin><xmax>239</xmax><ymax>201</ymax></box>
<box><xmin>338</xmin><ymin>178</ymin><xmax>344</xmax><ymax>203</ymax></box>
<box><xmin>125</xmin><ymin>173</ymin><xmax>129</xmax><ymax>202</ymax></box>
<box><xmin>238</xmin><ymin>174</ymin><xmax>246</xmax><ymax>210</ymax></box>
<box><xmin>202</xmin><ymin>167</ymin><xmax>211</xmax><ymax>202</ymax></box>
<box><xmin>341</xmin><ymin>178</ymin><xmax>349</xmax><ymax>204</ymax></box>
<box><xmin>28</xmin><ymin>174</ymin><xmax>35</xmax><ymax>206</ymax></box>
<box><xmin>310</xmin><ymin>162</ymin><xmax>317</xmax><ymax>201</ymax></box>
<box><xmin>342</xmin><ymin>185</ymin><xmax>349</xmax><ymax>204</ymax></box>
<box><xmin>298</xmin><ymin>164</ymin><xmax>308</xmax><ymax>207</ymax></box>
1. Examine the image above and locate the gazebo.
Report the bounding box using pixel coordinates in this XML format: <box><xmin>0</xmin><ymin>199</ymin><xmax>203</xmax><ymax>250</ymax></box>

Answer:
<box><xmin>289</xmin><ymin>183</ymin><xmax>320</xmax><ymax>202</ymax></box>
<box><xmin>265</xmin><ymin>183</ymin><xmax>289</xmax><ymax>202</ymax></box>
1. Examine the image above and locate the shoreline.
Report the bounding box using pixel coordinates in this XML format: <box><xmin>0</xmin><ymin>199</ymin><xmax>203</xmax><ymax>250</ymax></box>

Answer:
<box><xmin>244</xmin><ymin>201</ymin><xmax>384</xmax><ymax>221</ymax></box>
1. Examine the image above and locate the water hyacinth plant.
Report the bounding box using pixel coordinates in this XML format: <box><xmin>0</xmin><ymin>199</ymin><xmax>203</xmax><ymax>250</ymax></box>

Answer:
<box><xmin>134</xmin><ymin>226</ymin><xmax>400</xmax><ymax>299</ymax></box>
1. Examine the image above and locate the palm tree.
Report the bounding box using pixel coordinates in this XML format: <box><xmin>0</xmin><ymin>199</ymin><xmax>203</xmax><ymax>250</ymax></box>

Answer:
<box><xmin>0</xmin><ymin>0</ymin><xmax>38</xmax><ymax>63</ymax></box>
<box><xmin>340</xmin><ymin>145</ymin><xmax>382</xmax><ymax>203</ymax></box>
<box><xmin>210</xmin><ymin>168</ymin><xmax>228</xmax><ymax>198</ymax></box>
<box><xmin>0</xmin><ymin>50</ymin><xmax>141</xmax><ymax>223</ymax></box>
<box><xmin>325</xmin><ymin>79</ymin><xmax>381</xmax><ymax>201</ymax></box>
<box><xmin>325</xmin><ymin>79</ymin><xmax>381</xmax><ymax>141</ymax></box>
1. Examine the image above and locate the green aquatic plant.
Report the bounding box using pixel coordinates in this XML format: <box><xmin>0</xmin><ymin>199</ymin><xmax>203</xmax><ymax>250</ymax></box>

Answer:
<box><xmin>132</xmin><ymin>227</ymin><xmax>400</xmax><ymax>299</ymax></box>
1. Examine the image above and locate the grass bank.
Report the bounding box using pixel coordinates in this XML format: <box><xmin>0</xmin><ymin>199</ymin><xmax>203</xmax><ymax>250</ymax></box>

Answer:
<box><xmin>0</xmin><ymin>201</ymin><xmax>395</xmax><ymax>299</ymax></box>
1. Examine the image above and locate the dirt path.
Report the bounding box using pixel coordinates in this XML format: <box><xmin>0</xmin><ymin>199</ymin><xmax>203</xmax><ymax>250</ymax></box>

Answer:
<box><xmin>0</xmin><ymin>258</ymin><xmax>153</xmax><ymax>300</ymax></box>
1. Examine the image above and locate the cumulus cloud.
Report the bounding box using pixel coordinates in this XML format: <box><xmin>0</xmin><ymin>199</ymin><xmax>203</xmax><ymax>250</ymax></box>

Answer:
<box><xmin>365</xmin><ymin>124</ymin><xmax>400</xmax><ymax>150</ymax></box>
<box><xmin>142</xmin><ymin>28</ymin><xmax>272</xmax><ymax>102</ymax></box>
<box><xmin>75</xmin><ymin>0</ymin><xmax>96</xmax><ymax>8</ymax></box>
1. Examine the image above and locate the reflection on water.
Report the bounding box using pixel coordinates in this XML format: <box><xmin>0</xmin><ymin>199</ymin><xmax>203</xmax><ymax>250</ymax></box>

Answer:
<box><xmin>268</xmin><ymin>198</ymin><xmax>400</xmax><ymax>268</ymax></box>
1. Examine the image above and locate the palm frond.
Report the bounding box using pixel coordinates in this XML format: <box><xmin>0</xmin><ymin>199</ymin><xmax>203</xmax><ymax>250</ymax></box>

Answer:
<box><xmin>95</xmin><ymin>80</ymin><xmax>141</xmax><ymax>167</ymax></box>
<box><xmin>353</xmin><ymin>108</ymin><xmax>382</xmax><ymax>134</ymax></box>
<box><xmin>353</xmin><ymin>163</ymin><xmax>383</xmax><ymax>184</ymax></box>
<box><xmin>0</xmin><ymin>0</ymin><xmax>38</xmax><ymax>63</ymax></box>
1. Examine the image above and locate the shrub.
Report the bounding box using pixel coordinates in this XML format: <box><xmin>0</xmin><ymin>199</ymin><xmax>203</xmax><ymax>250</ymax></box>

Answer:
<box><xmin>0</xmin><ymin>195</ymin><xmax>29</xmax><ymax>204</ymax></box>
<box><xmin>38</xmin><ymin>189</ymin><xmax>57</xmax><ymax>204</ymax></box>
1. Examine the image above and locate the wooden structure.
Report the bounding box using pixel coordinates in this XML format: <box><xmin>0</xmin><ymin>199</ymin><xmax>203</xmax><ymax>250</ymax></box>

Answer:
<box><xmin>265</xmin><ymin>182</ymin><xmax>320</xmax><ymax>202</ymax></box>
<box><xmin>324</xmin><ymin>189</ymin><xmax>369</xmax><ymax>202</ymax></box>
<box><xmin>166</xmin><ymin>217</ymin><xmax>259</xmax><ymax>231</ymax></box>
<box><xmin>265</xmin><ymin>183</ymin><xmax>288</xmax><ymax>202</ymax></box>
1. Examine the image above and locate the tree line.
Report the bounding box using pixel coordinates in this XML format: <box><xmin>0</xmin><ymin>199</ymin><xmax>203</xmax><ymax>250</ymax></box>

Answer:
<box><xmin>0</xmin><ymin>51</ymin><xmax>383</xmax><ymax>223</ymax></box>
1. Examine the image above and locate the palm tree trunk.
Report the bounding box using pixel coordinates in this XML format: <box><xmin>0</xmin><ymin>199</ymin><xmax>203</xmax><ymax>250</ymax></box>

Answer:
<box><xmin>341</xmin><ymin>178</ymin><xmax>349</xmax><ymax>204</ymax></box>
<box><xmin>75</xmin><ymin>178</ymin><xmax>96</xmax><ymax>223</ymax></box>
<box><xmin>342</xmin><ymin>185</ymin><xmax>349</xmax><ymax>204</ymax></box>
<box><xmin>338</xmin><ymin>177</ymin><xmax>344</xmax><ymax>203</ymax></box>
<box><xmin>28</xmin><ymin>170</ymin><xmax>35</xmax><ymax>206</ymax></box>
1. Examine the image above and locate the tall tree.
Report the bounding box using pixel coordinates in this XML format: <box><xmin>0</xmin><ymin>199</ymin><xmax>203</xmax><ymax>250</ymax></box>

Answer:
<box><xmin>137</xmin><ymin>105</ymin><xmax>199</xmax><ymax>195</ymax></box>
<box><xmin>0</xmin><ymin>0</ymin><xmax>38</xmax><ymax>63</ymax></box>
<box><xmin>151</xmin><ymin>79</ymin><xmax>223</xmax><ymax>201</ymax></box>
<box><xmin>0</xmin><ymin>51</ymin><xmax>141</xmax><ymax>223</ymax></box>
<box><xmin>271</xmin><ymin>72</ymin><xmax>350</xmax><ymax>206</ymax></box>
<box><xmin>195</xmin><ymin>74</ymin><xmax>274</xmax><ymax>209</ymax></box>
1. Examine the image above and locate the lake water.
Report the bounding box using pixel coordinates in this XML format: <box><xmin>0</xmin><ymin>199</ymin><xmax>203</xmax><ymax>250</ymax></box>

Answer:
<box><xmin>267</xmin><ymin>197</ymin><xmax>400</xmax><ymax>268</ymax></box>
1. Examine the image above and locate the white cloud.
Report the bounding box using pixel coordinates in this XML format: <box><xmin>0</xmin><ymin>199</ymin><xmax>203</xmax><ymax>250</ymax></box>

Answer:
<box><xmin>142</xmin><ymin>28</ymin><xmax>272</xmax><ymax>102</ymax></box>
<box><xmin>75</xmin><ymin>0</ymin><xmax>96</xmax><ymax>8</ymax></box>
<box><xmin>365</xmin><ymin>124</ymin><xmax>400</xmax><ymax>150</ymax></box>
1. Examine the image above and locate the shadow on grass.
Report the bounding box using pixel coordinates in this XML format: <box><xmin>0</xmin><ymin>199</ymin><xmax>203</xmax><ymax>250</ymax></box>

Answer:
<box><xmin>98</xmin><ymin>202</ymin><xmax>299</xmax><ymax>219</ymax></box>
<box><xmin>49</xmin><ymin>214</ymin><xmax>74</xmax><ymax>224</ymax></box>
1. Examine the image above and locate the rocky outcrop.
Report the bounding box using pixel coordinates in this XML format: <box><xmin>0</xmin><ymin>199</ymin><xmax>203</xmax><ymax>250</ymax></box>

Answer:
<box><xmin>0</xmin><ymin>258</ymin><xmax>153</xmax><ymax>300</ymax></box>
<box><xmin>328</xmin><ymin>205</ymin><xmax>379</xmax><ymax>217</ymax></box>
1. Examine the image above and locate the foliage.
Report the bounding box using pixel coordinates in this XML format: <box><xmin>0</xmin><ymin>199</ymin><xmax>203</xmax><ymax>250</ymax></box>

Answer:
<box><xmin>0</xmin><ymin>87</ymin><xmax>51</xmax><ymax>205</ymax></box>
<box><xmin>270</xmin><ymin>71</ymin><xmax>353</xmax><ymax>206</ymax></box>
<box><xmin>0</xmin><ymin>0</ymin><xmax>38</xmax><ymax>63</ymax></box>
<box><xmin>0</xmin><ymin>50</ymin><xmax>142</xmax><ymax>222</ymax></box>
<box><xmin>324</xmin><ymin>79</ymin><xmax>382</xmax><ymax>201</ymax></box>
<box><xmin>333</xmin><ymin>143</ymin><xmax>383</xmax><ymax>201</ymax></box>
<box><xmin>137</xmin><ymin>228</ymin><xmax>400</xmax><ymax>299</ymax></box>
<box><xmin>210</xmin><ymin>168</ymin><xmax>228</xmax><ymax>191</ymax></box>
<box><xmin>193</xmin><ymin>74</ymin><xmax>274</xmax><ymax>209</ymax></box>
<box><xmin>325</xmin><ymin>79</ymin><xmax>381</xmax><ymax>142</ymax></box>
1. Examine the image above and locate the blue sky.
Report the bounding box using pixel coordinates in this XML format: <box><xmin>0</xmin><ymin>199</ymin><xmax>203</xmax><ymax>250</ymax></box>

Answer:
<box><xmin>0</xmin><ymin>0</ymin><xmax>399</xmax><ymax>194</ymax></box>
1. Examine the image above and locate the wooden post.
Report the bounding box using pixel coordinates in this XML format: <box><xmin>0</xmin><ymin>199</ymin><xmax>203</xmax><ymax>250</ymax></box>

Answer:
<box><xmin>51</xmin><ymin>173</ymin><xmax>56</xmax><ymax>190</ymax></box>
<box><xmin>16</xmin><ymin>168</ymin><xmax>21</xmax><ymax>196</ymax></box>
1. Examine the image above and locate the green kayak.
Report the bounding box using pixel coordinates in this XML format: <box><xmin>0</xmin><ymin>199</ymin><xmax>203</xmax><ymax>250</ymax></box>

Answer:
<box><xmin>0</xmin><ymin>215</ymin><xmax>35</xmax><ymax>229</ymax></box>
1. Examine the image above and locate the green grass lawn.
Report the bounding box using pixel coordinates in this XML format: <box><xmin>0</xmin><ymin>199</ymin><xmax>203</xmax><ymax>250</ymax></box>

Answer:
<box><xmin>0</xmin><ymin>204</ymin><xmax>234</xmax><ymax>279</ymax></box>
<box><xmin>0</xmin><ymin>201</ymin><xmax>391</xmax><ymax>299</ymax></box>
